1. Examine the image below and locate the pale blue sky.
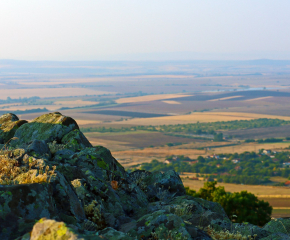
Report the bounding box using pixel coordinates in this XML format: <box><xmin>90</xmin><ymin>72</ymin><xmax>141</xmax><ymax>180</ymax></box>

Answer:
<box><xmin>0</xmin><ymin>0</ymin><xmax>289</xmax><ymax>61</ymax></box>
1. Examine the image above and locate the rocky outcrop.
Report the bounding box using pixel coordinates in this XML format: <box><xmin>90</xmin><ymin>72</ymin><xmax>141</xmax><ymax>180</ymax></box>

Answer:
<box><xmin>11</xmin><ymin>112</ymin><xmax>79</xmax><ymax>147</ymax></box>
<box><xmin>0</xmin><ymin>112</ymin><xmax>288</xmax><ymax>240</ymax></box>
<box><xmin>0</xmin><ymin>113</ymin><xmax>27</xmax><ymax>144</ymax></box>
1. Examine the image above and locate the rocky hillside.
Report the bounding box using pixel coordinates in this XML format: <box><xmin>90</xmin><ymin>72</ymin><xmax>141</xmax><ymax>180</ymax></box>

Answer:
<box><xmin>0</xmin><ymin>112</ymin><xmax>289</xmax><ymax>240</ymax></box>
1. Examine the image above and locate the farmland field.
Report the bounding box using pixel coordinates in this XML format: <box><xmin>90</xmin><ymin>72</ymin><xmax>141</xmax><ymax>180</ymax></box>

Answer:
<box><xmin>182</xmin><ymin>178</ymin><xmax>290</xmax><ymax>218</ymax></box>
<box><xmin>272</xmin><ymin>209</ymin><xmax>290</xmax><ymax>218</ymax></box>
<box><xmin>106</xmin><ymin>112</ymin><xmax>290</xmax><ymax>126</ymax></box>
<box><xmin>182</xmin><ymin>178</ymin><xmax>290</xmax><ymax>196</ymax></box>
<box><xmin>0</xmin><ymin>87</ymin><xmax>113</xmax><ymax>99</ymax></box>
<box><xmin>116</xmin><ymin>93</ymin><xmax>192</xmax><ymax>103</ymax></box>
<box><xmin>84</xmin><ymin>110</ymin><xmax>169</xmax><ymax>118</ymax></box>
<box><xmin>2</xmin><ymin>61</ymin><xmax>290</xmax><ymax>219</ymax></box>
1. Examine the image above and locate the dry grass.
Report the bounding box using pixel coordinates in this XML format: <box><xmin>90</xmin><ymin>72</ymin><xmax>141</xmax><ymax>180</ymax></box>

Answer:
<box><xmin>0</xmin><ymin>151</ymin><xmax>56</xmax><ymax>185</ymax></box>
<box><xmin>0</xmin><ymin>153</ymin><xmax>26</xmax><ymax>185</ymax></box>
<box><xmin>116</xmin><ymin>93</ymin><xmax>192</xmax><ymax>104</ymax></box>
<box><xmin>0</xmin><ymin>88</ymin><xmax>113</xmax><ymax>100</ymax></box>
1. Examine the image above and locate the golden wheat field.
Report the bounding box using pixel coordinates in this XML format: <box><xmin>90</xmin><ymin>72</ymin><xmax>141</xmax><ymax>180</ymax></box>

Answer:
<box><xmin>182</xmin><ymin>178</ymin><xmax>290</xmax><ymax>196</ymax></box>
<box><xmin>111</xmin><ymin>112</ymin><xmax>290</xmax><ymax>125</ymax></box>
<box><xmin>244</xmin><ymin>96</ymin><xmax>274</xmax><ymax>101</ymax></box>
<box><xmin>208</xmin><ymin>96</ymin><xmax>243</xmax><ymax>101</ymax></box>
<box><xmin>209</xmin><ymin>142</ymin><xmax>290</xmax><ymax>155</ymax></box>
<box><xmin>115</xmin><ymin>93</ymin><xmax>192</xmax><ymax>104</ymax></box>
<box><xmin>162</xmin><ymin>100</ymin><xmax>181</xmax><ymax>104</ymax></box>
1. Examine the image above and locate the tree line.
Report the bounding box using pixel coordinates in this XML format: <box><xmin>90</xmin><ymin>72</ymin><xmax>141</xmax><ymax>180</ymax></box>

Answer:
<box><xmin>81</xmin><ymin>118</ymin><xmax>290</xmax><ymax>135</ymax></box>
<box><xmin>132</xmin><ymin>151</ymin><xmax>290</xmax><ymax>185</ymax></box>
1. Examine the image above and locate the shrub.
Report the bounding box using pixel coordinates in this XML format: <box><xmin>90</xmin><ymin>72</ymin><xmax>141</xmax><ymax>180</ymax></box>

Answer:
<box><xmin>186</xmin><ymin>181</ymin><xmax>272</xmax><ymax>226</ymax></box>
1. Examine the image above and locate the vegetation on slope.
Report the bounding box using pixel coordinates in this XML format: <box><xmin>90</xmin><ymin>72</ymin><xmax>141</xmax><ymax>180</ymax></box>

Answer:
<box><xmin>133</xmin><ymin>151</ymin><xmax>290</xmax><ymax>185</ymax></box>
<box><xmin>185</xmin><ymin>181</ymin><xmax>272</xmax><ymax>226</ymax></box>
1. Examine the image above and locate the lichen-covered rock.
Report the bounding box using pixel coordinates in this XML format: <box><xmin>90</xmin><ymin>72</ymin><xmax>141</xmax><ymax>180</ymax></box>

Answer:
<box><xmin>53</xmin><ymin>172</ymin><xmax>86</xmax><ymax>222</ymax></box>
<box><xmin>72</xmin><ymin>146</ymin><xmax>126</xmax><ymax>178</ymax></box>
<box><xmin>11</xmin><ymin>112</ymin><xmax>79</xmax><ymax>146</ymax></box>
<box><xmin>261</xmin><ymin>233</ymin><xmax>290</xmax><ymax>240</ymax></box>
<box><xmin>27</xmin><ymin>140</ymin><xmax>51</xmax><ymax>160</ymax></box>
<box><xmin>129</xmin><ymin>169</ymin><xmax>185</xmax><ymax>202</ymax></box>
<box><xmin>262</xmin><ymin>218</ymin><xmax>290</xmax><ymax>235</ymax></box>
<box><xmin>54</xmin><ymin>149</ymin><xmax>75</xmax><ymax>161</ymax></box>
<box><xmin>233</xmin><ymin>223</ymin><xmax>270</xmax><ymax>239</ymax></box>
<box><xmin>61</xmin><ymin>129</ymin><xmax>92</xmax><ymax>152</ymax></box>
<box><xmin>0</xmin><ymin>118</ymin><xmax>27</xmax><ymax>144</ymax></box>
<box><xmin>0</xmin><ymin>113</ymin><xmax>19</xmax><ymax>124</ymax></box>
<box><xmin>0</xmin><ymin>183</ymin><xmax>55</xmax><ymax>240</ymax></box>
<box><xmin>98</xmin><ymin>227</ymin><xmax>135</xmax><ymax>240</ymax></box>
<box><xmin>129</xmin><ymin>210</ymin><xmax>192</xmax><ymax>239</ymax></box>
<box><xmin>147</xmin><ymin>195</ymin><xmax>230</xmax><ymax>232</ymax></box>
<box><xmin>29</xmin><ymin>218</ymin><xmax>103</xmax><ymax>240</ymax></box>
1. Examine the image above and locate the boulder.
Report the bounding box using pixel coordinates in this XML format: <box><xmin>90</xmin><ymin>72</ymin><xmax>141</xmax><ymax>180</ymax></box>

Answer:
<box><xmin>98</xmin><ymin>227</ymin><xmax>136</xmax><ymax>240</ymax></box>
<box><xmin>0</xmin><ymin>183</ymin><xmax>55</xmax><ymax>240</ymax></box>
<box><xmin>129</xmin><ymin>210</ymin><xmax>193</xmax><ymax>239</ymax></box>
<box><xmin>11</xmin><ymin>112</ymin><xmax>79</xmax><ymax>146</ymax></box>
<box><xmin>29</xmin><ymin>218</ymin><xmax>103</xmax><ymax>240</ymax></box>
<box><xmin>0</xmin><ymin>113</ymin><xmax>19</xmax><ymax>124</ymax></box>
<box><xmin>263</xmin><ymin>218</ymin><xmax>290</xmax><ymax>235</ymax></box>
<box><xmin>27</xmin><ymin>139</ymin><xmax>51</xmax><ymax>160</ymax></box>
<box><xmin>54</xmin><ymin>149</ymin><xmax>75</xmax><ymax>163</ymax></box>
<box><xmin>0</xmin><ymin>113</ymin><xmax>27</xmax><ymax>144</ymax></box>
<box><xmin>129</xmin><ymin>169</ymin><xmax>185</xmax><ymax>202</ymax></box>
<box><xmin>72</xmin><ymin>146</ymin><xmax>126</xmax><ymax>178</ymax></box>
<box><xmin>61</xmin><ymin>129</ymin><xmax>92</xmax><ymax>151</ymax></box>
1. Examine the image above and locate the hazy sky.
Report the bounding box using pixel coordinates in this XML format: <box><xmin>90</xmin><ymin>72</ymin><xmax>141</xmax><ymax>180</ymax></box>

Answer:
<box><xmin>0</xmin><ymin>0</ymin><xmax>289</xmax><ymax>61</ymax></box>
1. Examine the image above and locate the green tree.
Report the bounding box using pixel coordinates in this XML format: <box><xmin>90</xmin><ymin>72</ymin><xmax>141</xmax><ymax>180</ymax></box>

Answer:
<box><xmin>214</xmin><ymin>133</ymin><xmax>223</xmax><ymax>142</ymax></box>
<box><xmin>197</xmin><ymin>156</ymin><xmax>205</xmax><ymax>163</ymax></box>
<box><xmin>185</xmin><ymin>181</ymin><xmax>272</xmax><ymax>226</ymax></box>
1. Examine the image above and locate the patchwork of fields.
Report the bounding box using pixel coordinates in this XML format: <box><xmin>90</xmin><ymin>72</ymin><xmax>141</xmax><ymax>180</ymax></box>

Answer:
<box><xmin>1</xmin><ymin>65</ymin><xmax>290</xmax><ymax>217</ymax></box>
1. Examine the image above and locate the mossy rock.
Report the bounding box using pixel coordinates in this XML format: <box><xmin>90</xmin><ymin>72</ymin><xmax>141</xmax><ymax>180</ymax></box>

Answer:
<box><xmin>11</xmin><ymin>112</ymin><xmax>79</xmax><ymax>147</ymax></box>
<box><xmin>30</xmin><ymin>219</ymin><xmax>88</xmax><ymax>240</ymax></box>
<box><xmin>0</xmin><ymin>113</ymin><xmax>19</xmax><ymax>125</ymax></box>
<box><xmin>61</xmin><ymin>129</ymin><xmax>92</xmax><ymax>152</ymax></box>
<box><xmin>0</xmin><ymin>120</ymin><xmax>27</xmax><ymax>144</ymax></box>
<box><xmin>73</xmin><ymin>147</ymin><xmax>126</xmax><ymax>178</ymax></box>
